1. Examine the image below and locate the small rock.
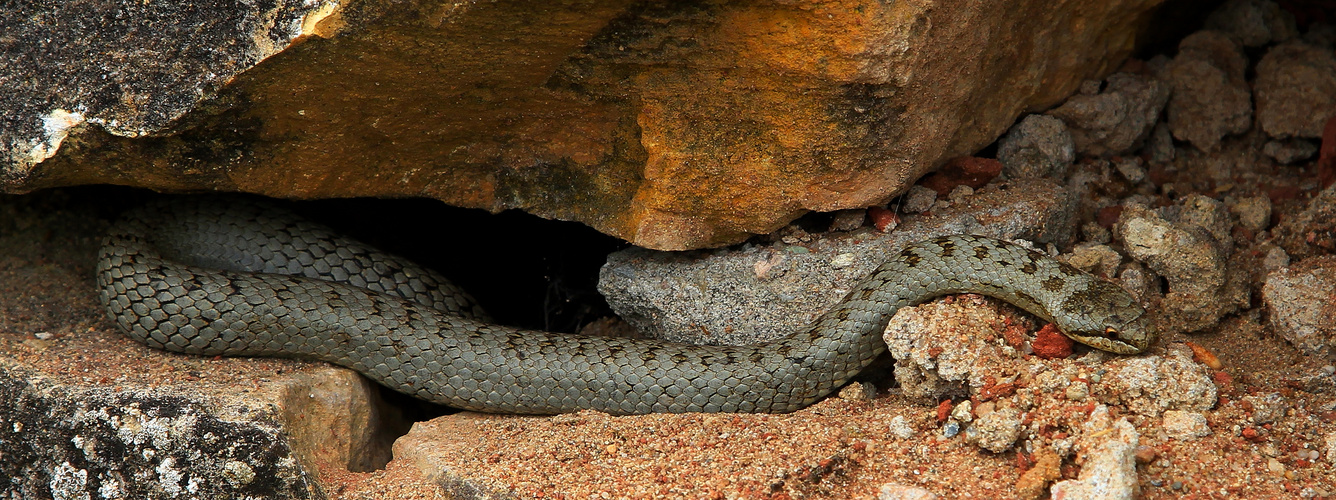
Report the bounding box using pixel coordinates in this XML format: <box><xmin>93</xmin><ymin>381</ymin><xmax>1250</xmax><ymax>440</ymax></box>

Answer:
<box><xmin>1227</xmin><ymin>195</ymin><xmax>1272</xmax><ymax>232</ymax></box>
<box><xmin>1262</xmin><ymin>256</ymin><xmax>1336</xmax><ymax>357</ymax></box>
<box><xmin>1242</xmin><ymin>392</ymin><xmax>1289</xmax><ymax>425</ymax></box>
<box><xmin>1325</xmin><ymin>431</ymin><xmax>1336</xmax><ymax>465</ymax></box>
<box><xmin>942</xmin><ymin>420</ymin><xmax>962</xmax><ymax>439</ymax></box>
<box><xmin>1263</xmin><ymin>139</ymin><xmax>1319</xmax><ymax>164</ymax></box>
<box><xmin>1066</xmin><ymin>381</ymin><xmax>1090</xmax><ymax>402</ymax></box>
<box><xmin>1064</xmin><ymin>243</ymin><xmax>1122</xmax><ymax>278</ymax></box>
<box><xmin>828</xmin><ymin>209</ymin><xmax>867</xmax><ymax>232</ymax></box>
<box><xmin>964</xmin><ymin>407</ymin><xmax>1023</xmax><ymax>453</ymax></box>
<box><xmin>997</xmin><ymin>114</ymin><xmax>1075</xmax><ymax>179</ymax></box>
<box><xmin>1015</xmin><ymin>448</ymin><xmax>1061</xmax><ymax>500</ymax></box>
<box><xmin>901</xmin><ymin>185</ymin><xmax>938</xmax><ymax>213</ymax></box>
<box><xmin>1162</xmin><ymin>410</ymin><xmax>1212</xmax><ymax>440</ymax></box>
<box><xmin>869</xmin><ymin>206</ymin><xmax>901</xmax><ymax>232</ymax></box>
<box><xmin>1113</xmin><ymin>157</ymin><xmax>1146</xmax><ymax>184</ymax></box>
<box><xmin>888</xmin><ymin>415</ymin><xmax>916</xmax><ymax>439</ymax></box>
<box><xmin>1049</xmin><ymin>406</ymin><xmax>1140</xmax><ymax>500</ymax></box>
<box><xmin>951</xmin><ymin>399</ymin><xmax>974</xmax><ymax>423</ymax></box>
<box><xmin>1145</xmin><ymin>122</ymin><xmax>1176</xmax><ymax>163</ymax></box>
<box><xmin>1204</xmin><ymin>0</ymin><xmax>1298</xmax><ymax>47</ymax></box>
<box><xmin>1254</xmin><ymin>41</ymin><xmax>1336</xmax><ymax>139</ymax></box>
<box><xmin>1082</xmin><ymin>220</ymin><xmax>1112</xmax><ymax>244</ymax></box>
<box><xmin>1047</xmin><ymin>72</ymin><xmax>1170</xmax><ymax>157</ymax></box>
<box><xmin>838</xmin><ymin>382</ymin><xmax>877</xmax><ymax>401</ymax></box>
<box><xmin>1160</xmin><ymin>30</ymin><xmax>1252</xmax><ymax>152</ymax></box>
<box><xmin>1116</xmin><ymin>201</ymin><xmax>1247</xmax><ymax>333</ymax></box>
<box><xmin>947</xmin><ymin>185</ymin><xmax>974</xmax><ymax>204</ymax></box>
<box><xmin>1275</xmin><ymin>183</ymin><xmax>1336</xmax><ymax>259</ymax></box>
<box><xmin>1032</xmin><ymin>324</ymin><xmax>1074</xmax><ymax>359</ymax></box>
<box><xmin>1262</xmin><ymin>246</ymin><xmax>1291</xmax><ymax>271</ymax></box>
<box><xmin>877</xmin><ymin>483</ymin><xmax>939</xmax><ymax>500</ymax></box>
<box><xmin>830</xmin><ymin>253</ymin><xmax>856</xmax><ymax>269</ymax></box>
<box><xmin>920</xmin><ymin>157</ymin><xmax>1003</xmax><ymax>196</ymax></box>
<box><xmin>1094</xmin><ymin>347</ymin><xmax>1218</xmax><ymax>418</ymax></box>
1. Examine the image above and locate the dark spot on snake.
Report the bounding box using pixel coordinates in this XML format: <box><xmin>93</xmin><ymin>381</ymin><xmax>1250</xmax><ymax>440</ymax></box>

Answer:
<box><xmin>900</xmin><ymin>249</ymin><xmax>922</xmax><ymax>267</ymax></box>
<box><xmin>1058</xmin><ymin>261</ymin><xmax>1084</xmax><ymax>277</ymax></box>
<box><xmin>640</xmin><ymin>350</ymin><xmax>657</xmax><ymax>362</ymax></box>
<box><xmin>938</xmin><ymin>240</ymin><xmax>956</xmax><ymax>258</ymax></box>
<box><xmin>786</xmin><ymin>356</ymin><xmax>808</xmax><ymax>365</ymax></box>
<box><xmin>995</xmin><ymin>259</ymin><xmax>1012</xmax><ymax>267</ymax></box>
<box><xmin>607</xmin><ymin>344</ymin><xmax>625</xmax><ymax>357</ymax></box>
<box><xmin>749</xmin><ymin>352</ymin><xmax>767</xmax><ymax>363</ymax></box>
<box><xmin>974</xmin><ymin>245</ymin><xmax>991</xmax><ymax>259</ymax></box>
<box><xmin>1021</xmin><ymin>260</ymin><xmax>1038</xmax><ymax>275</ymax></box>
<box><xmin>858</xmin><ymin>289</ymin><xmax>875</xmax><ymax>300</ymax></box>
<box><xmin>1041</xmin><ymin>276</ymin><xmax>1066</xmax><ymax>292</ymax></box>
<box><xmin>671</xmin><ymin>352</ymin><xmax>689</xmax><ymax>364</ymax></box>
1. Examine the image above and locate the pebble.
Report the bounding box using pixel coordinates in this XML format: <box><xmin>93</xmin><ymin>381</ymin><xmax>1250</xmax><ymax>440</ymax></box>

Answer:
<box><xmin>1254</xmin><ymin>41</ymin><xmax>1336</xmax><ymax>139</ymax></box>
<box><xmin>1263</xmin><ymin>139</ymin><xmax>1318</xmax><ymax>164</ymax></box>
<box><xmin>1049</xmin><ymin>406</ymin><xmax>1140</xmax><ymax>500</ymax></box>
<box><xmin>888</xmin><ymin>416</ymin><xmax>916</xmax><ymax>439</ymax></box>
<box><xmin>1047</xmin><ymin>72</ymin><xmax>1169</xmax><ymax>157</ymax></box>
<box><xmin>950</xmin><ymin>400</ymin><xmax>974</xmax><ymax>423</ymax></box>
<box><xmin>877</xmin><ymin>483</ymin><xmax>939</xmax><ymax>500</ymax></box>
<box><xmin>1162</xmin><ymin>410</ymin><xmax>1212</xmax><ymax>440</ymax></box>
<box><xmin>901</xmin><ymin>185</ymin><xmax>938</xmax><ymax>214</ymax></box>
<box><xmin>941</xmin><ymin>421</ymin><xmax>961</xmax><ymax>439</ymax></box>
<box><xmin>827</xmin><ymin>209</ymin><xmax>867</xmax><ymax>232</ymax></box>
<box><xmin>997</xmin><ymin>114</ymin><xmax>1075</xmax><ymax>179</ymax></box>
<box><xmin>1159</xmin><ymin>30</ymin><xmax>1252</xmax><ymax>152</ymax></box>
<box><xmin>838</xmin><ymin>382</ymin><xmax>877</xmax><ymax>401</ymax></box>
<box><xmin>963</xmin><ymin>408</ymin><xmax>1021</xmax><ymax>453</ymax></box>
<box><xmin>1262</xmin><ymin>256</ymin><xmax>1336</xmax><ymax>357</ymax></box>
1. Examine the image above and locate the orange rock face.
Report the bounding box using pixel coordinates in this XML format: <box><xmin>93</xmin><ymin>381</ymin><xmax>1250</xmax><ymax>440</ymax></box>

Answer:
<box><xmin>14</xmin><ymin>0</ymin><xmax>1165</xmax><ymax>249</ymax></box>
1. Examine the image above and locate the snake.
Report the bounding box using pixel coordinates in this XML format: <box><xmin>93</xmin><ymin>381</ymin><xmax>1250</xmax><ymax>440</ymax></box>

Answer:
<box><xmin>96</xmin><ymin>197</ymin><xmax>1153</xmax><ymax>415</ymax></box>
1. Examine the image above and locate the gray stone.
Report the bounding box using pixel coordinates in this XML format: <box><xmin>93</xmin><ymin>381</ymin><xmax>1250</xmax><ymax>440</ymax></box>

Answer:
<box><xmin>1227</xmin><ymin>195</ymin><xmax>1272</xmax><ymax>233</ymax></box>
<box><xmin>902</xmin><ymin>185</ymin><xmax>939</xmax><ymax>214</ymax></box>
<box><xmin>1047</xmin><ymin>73</ymin><xmax>1170</xmax><ymax>157</ymax></box>
<box><xmin>598</xmin><ymin>178</ymin><xmax>1077</xmax><ymax>346</ymax></box>
<box><xmin>1160</xmin><ymin>31</ymin><xmax>1252</xmax><ymax>152</ymax></box>
<box><xmin>997</xmin><ymin>114</ymin><xmax>1075</xmax><ymax>179</ymax></box>
<box><xmin>828</xmin><ymin>209</ymin><xmax>868</xmax><ymax>232</ymax></box>
<box><xmin>1204</xmin><ymin>0</ymin><xmax>1298</xmax><ymax>47</ymax></box>
<box><xmin>1241</xmin><ymin>393</ymin><xmax>1289</xmax><ymax>425</ymax></box>
<box><xmin>1262</xmin><ymin>139</ymin><xmax>1319</xmax><ymax>164</ymax></box>
<box><xmin>1254</xmin><ymin>41</ymin><xmax>1336</xmax><ymax>140</ymax></box>
<box><xmin>964</xmin><ymin>408</ymin><xmax>1022</xmax><ymax>453</ymax></box>
<box><xmin>1262</xmin><ymin>256</ymin><xmax>1336</xmax><ymax>357</ymax></box>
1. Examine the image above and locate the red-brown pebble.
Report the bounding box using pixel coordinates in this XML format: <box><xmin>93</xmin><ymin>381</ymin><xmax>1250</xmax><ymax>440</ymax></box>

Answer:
<box><xmin>1186</xmin><ymin>341</ymin><xmax>1223</xmax><ymax>370</ymax></box>
<box><xmin>1031</xmin><ymin>324</ymin><xmax>1073</xmax><ymax>359</ymax></box>
<box><xmin>868</xmin><ymin>207</ymin><xmax>899</xmax><ymax>232</ymax></box>
<box><xmin>919</xmin><ymin>157</ymin><xmax>1002</xmax><ymax>195</ymax></box>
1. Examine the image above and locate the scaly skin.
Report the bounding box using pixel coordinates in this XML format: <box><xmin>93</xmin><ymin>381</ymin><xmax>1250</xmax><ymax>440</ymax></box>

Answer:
<box><xmin>97</xmin><ymin>198</ymin><xmax>1153</xmax><ymax>415</ymax></box>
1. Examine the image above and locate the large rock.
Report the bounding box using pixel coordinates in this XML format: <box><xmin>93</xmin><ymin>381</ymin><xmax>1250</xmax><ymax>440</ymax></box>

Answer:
<box><xmin>3</xmin><ymin>0</ymin><xmax>1167</xmax><ymax>250</ymax></box>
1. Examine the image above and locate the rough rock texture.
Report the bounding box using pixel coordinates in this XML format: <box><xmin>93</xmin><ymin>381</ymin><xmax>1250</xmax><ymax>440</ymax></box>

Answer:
<box><xmin>1203</xmin><ymin>0</ymin><xmax>1299</xmax><ymax>47</ymax></box>
<box><xmin>1048</xmin><ymin>406</ymin><xmax>1140</xmax><ymax>500</ymax></box>
<box><xmin>1161</xmin><ymin>410</ymin><xmax>1211</xmax><ymax>440</ymax></box>
<box><xmin>1253</xmin><ymin>41</ymin><xmax>1336</xmax><ymax>140</ymax></box>
<box><xmin>997</xmin><ymin>114</ymin><xmax>1075</xmax><ymax>179</ymax></box>
<box><xmin>598</xmin><ymin>178</ymin><xmax>1076</xmax><ymax>346</ymax></box>
<box><xmin>1262</xmin><ymin>256</ymin><xmax>1336</xmax><ymax>357</ymax></box>
<box><xmin>1046</xmin><ymin>72</ymin><xmax>1170</xmax><ymax>157</ymax></box>
<box><xmin>3</xmin><ymin>0</ymin><xmax>1170</xmax><ymax>250</ymax></box>
<box><xmin>1159</xmin><ymin>30</ymin><xmax>1252</xmax><ymax>152</ymax></box>
<box><xmin>1276</xmin><ymin>183</ymin><xmax>1336</xmax><ymax>259</ymax></box>
<box><xmin>0</xmin><ymin>0</ymin><xmax>328</xmax><ymax>173</ymax></box>
<box><xmin>882</xmin><ymin>297</ymin><xmax>1217</xmax><ymax>417</ymax></box>
<box><xmin>1115</xmin><ymin>198</ymin><xmax>1249</xmax><ymax>334</ymax></box>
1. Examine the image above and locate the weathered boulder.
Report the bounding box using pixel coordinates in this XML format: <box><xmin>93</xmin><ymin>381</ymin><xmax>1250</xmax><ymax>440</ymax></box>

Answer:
<box><xmin>3</xmin><ymin>0</ymin><xmax>1167</xmax><ymax>250</ymax></box>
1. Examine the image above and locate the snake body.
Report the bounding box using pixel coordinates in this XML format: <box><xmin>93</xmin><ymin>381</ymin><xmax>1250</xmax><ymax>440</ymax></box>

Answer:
<box><xmin>97</xmin><ymin>198</ymin><xmax>1152</xmax><ymax>415</ymax></box>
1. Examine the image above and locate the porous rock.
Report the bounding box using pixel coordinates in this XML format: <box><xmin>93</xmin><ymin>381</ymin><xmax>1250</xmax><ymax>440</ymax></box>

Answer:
<box><xmin>1262</xmin><ymin>256</ymin><xmax>1336</xmax><ymax>357</ymax></box>
<box><xmin>877</xmin><ymin>483</ymin><xmax>939</xmax><ymax>500</ymax></box>
<box><xmin>997</xmin><ymin>114</ymin><xmax>1075</xmax><ymax>179</ymax></box>
<box><xmin>599</xmin><ymin>178</ymin><xmax>1076</xmax><ymax>346</ymax></box>
<box><xmin>1047</xmin><ymin>72</ymin><xmax>1170</xmax><ymax>157</ymax></box>
<box><xmin>1254</xmin><ymin>41</ymin><xmax>1336</xmax><ymax>140</ymax></box>
<box><xmin>1049</xmin><ymin>406</ymin><xmax>1139</xmax><ymax>500</ymax></box>
<box><xmin>1262</xmin><ymin>139</ymin><xmax>1319</xmax><ymax>164</ymax></box>
<box><xmin>4</xmin><ymin>0</ymin><xmax>1170</xmax><ymax>250</ymax></box>
<box><xmin>1203</xmin><ymin>0</ymin><xmax>1298</xmax><ymax>47</ymax></box>
<box><xmin>1091</xmin><ymin>346</ymin><xmax>1218</xmax><ymax>418</ymax></box>
<box><xmin>964</xmin><ymin>407</ymin><xmax>1023</xmax><ymax>453</ymax></box>
<box><xmin>0</xmin><ymin>333</ymin><xmax>410</xmax><ymax>498</ymax></box>
<box><xmin>1116</xmin><ymin>198</ymin><xmax>1248</xmax><ymax>333</ymax></box>
<box><xmin>1275</xmin><ymin>184</ymin><xmax>1336</xmax><ymax>259</ymax></box>
<box><xmin>1159</xmin><ymin>30</ymin><xmax>1252</xmax><ymax>152</ymax></box>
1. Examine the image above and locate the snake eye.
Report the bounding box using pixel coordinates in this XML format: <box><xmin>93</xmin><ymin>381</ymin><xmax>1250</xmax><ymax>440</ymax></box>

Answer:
<box><xmin>1104</xmin><ymin>327</ymin><xmax>1119</xmax><ymax>339</ymax></box>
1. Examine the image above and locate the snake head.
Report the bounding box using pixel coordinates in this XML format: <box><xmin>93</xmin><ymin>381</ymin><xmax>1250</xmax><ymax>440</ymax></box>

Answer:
<box><xmin>1058</xmin><ymin>279</ymin><xmax>1155</xmax><ymax>354</ymax></box>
